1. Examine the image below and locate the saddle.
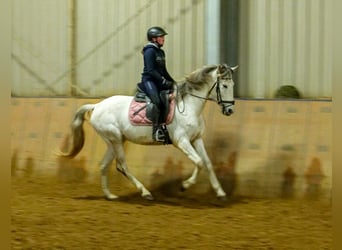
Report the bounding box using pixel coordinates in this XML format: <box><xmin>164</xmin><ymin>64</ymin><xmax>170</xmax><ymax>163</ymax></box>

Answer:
<box><xmin>129</xmin><ymin>87</ymin><xmax>175</xmax><ymax>126</ymax></box>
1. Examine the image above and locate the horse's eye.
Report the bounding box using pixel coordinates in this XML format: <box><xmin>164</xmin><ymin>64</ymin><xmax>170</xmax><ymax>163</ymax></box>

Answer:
<box><xmin>223</xmin><ymin>84</ymin><xmax>228</xmax><ymax>89</ymax></box>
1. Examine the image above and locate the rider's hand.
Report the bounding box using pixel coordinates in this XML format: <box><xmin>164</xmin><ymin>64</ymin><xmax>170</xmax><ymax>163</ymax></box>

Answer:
<box><xmin>162</xmin><ymin>78</ymin><xmax>174</xmax><ymax>89</ymax></box>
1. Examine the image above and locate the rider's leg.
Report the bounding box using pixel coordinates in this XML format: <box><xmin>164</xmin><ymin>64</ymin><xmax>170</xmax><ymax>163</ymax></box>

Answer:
<box><xmin>159</xmin><ymin>90</ymin><xmax>169</xmax><ymax>123</ymax></box>
<box><xmin>143</xmin><ymin>81</ymin><xmax>165</xmax><ymax>142</ymax></box>
<box><xmin>150</xmin><ymin>104</ymin><xmax>165</xmax><ymax>142</ymax></box>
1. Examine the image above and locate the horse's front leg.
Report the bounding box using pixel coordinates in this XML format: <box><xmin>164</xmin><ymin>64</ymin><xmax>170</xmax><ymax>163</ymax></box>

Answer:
<box><xmin>192</xmin><ymin>138</ymin><xmax>226</xmax><ymax>198</ymax></box>
<box><xmin>176</xmin><ymin>138</ymin><xmax>204</xmax><ymax>190</ymax></box>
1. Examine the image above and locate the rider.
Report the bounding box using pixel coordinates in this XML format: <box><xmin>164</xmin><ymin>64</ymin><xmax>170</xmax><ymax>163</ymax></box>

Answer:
<box><xmin>137</xmin><ymin>26</ymin><xmax>175</xmax><ymax>142</ymax></box>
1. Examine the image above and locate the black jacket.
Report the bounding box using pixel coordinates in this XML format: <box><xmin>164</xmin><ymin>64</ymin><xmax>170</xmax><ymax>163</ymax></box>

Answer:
<box><xmin>141</xmin><ymin>43</ymin><xmax>174</xmax><ymax>88</ymax></box>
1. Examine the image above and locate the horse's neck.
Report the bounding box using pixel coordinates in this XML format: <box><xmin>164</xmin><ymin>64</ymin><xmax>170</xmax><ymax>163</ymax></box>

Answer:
<box><xmin>183</xmin><ymin>84</ymin><xmax>211</xmax><ymax>116</ymax></box>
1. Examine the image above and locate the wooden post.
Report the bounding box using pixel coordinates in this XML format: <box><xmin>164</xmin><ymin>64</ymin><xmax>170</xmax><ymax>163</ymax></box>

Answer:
<box><xmin>68</xmin><ymin>0</ymin><xmax>77</xmax><ymax>96</ymax></box>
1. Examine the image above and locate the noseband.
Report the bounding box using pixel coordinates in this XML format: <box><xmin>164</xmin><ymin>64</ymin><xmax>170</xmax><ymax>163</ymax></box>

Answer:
<box><xmin>188</xmin><ymin>76</ymin><xmax>235</xmax><ymax>108</ymax></box>
<box><xmin>177</xmin><ymin>67</ymin><xmax>235</xmax><ymax>114</ymax></box>
<box><xmin>210</xmin><ymin>78</ymin><xmax>235</xmax><ymax>107</ymax></box>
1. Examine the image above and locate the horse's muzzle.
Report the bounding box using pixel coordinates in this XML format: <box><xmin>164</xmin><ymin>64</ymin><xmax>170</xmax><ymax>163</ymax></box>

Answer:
<box><xmin>223</xmin><ymin>106</ymin><xmax>234</xmax><ymax>116</ymax></box>
<box><xmin>221</xmin><ymin>101</ymin><xmax>235</xmax><ymax>116</ymax></box>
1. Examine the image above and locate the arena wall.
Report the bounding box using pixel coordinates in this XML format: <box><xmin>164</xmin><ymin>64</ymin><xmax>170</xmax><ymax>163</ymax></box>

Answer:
<box><xmin>11</xmin><ymin>0</ymin><xmax>206</xmax><ymax>97</ymax></box>
<box><xmin>12</xmin><ymin>0</ymin><xmax>333</xmax><ymax>99</ymax></box>
<box><xmin>11</xmin><ymin>98</ymin><xmax>331</xmax><ymax>200</ymax></box>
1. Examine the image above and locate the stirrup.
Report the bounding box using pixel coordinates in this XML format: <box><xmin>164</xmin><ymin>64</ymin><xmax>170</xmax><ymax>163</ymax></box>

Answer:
<box><xmin>153</xmin><ymin>128</ymin><xmax>165</xmax><ymax>142</ymax></box>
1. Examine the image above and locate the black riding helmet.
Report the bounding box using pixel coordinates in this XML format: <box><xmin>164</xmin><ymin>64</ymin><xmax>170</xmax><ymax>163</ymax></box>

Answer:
<box><xmin>147</xmin><ymin>26</ymin><xmax>168</xmax><ymax>41</ymax></box>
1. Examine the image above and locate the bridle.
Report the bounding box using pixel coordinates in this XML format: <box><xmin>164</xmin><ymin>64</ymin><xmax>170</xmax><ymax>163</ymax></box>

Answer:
<box><xmin>186</xmin><ymin>74</ymin><xmax>235</xmax><ymax>108</ymax></box>
<box><xmin>175</xmin><ymin>66</ymin><xmax>235</xmax><ymax>114</ymax></box>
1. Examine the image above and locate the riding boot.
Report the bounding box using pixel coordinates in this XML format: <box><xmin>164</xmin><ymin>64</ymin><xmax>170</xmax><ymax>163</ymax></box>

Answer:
<box><xmin>151</xmin><ymin>105</ymin><xmax>165</xmax><ymax>142</ymax></box>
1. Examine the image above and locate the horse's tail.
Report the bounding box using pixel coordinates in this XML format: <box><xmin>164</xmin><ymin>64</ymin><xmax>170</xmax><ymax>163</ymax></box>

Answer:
<box><xmin>59</xmin><ymin>104</ymin><xmax>95</xmax><ymax>158</ymax></box>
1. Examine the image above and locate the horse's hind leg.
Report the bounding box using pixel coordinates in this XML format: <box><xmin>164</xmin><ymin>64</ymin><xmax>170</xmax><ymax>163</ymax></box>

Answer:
<box><xmin>100</xmin><ymin>143</ymin><xmax>118</xmax><ymax>200</ymax></box>
<box><xmin>113</xmin><ymin>143</ymin><xmax>154</xmax><ymax>200</ymax></box>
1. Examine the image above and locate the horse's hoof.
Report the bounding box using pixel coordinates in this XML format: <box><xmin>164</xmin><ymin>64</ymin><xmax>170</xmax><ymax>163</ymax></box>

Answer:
<box><xmin>217</xmin><ymin>195</ymin><xmax>227</xmax><ymax>202</ymax></box>
<box><xmin>105</xmin><ymin>194</ymin><xmax>119</xmax><ymax>201</ymax></box>
<box><xmin>142</xmin><ymin>194</ymin><xmax>154</xmax><ymax>201</ymax></box>
<box><xmin>180</xmin><ymin>186</ymin><xmax>186</xmax><ymax>192</ymax></box>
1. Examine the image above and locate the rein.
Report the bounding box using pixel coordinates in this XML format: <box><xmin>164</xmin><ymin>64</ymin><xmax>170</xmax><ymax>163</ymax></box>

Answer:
<box><xmin>174</xmin><ymin>80</ymin><xmax>218</xmax><ymax>114</ymax></box>
<box><xmin>186</xmin><ymin>80</ymin><xmax>217</xmax><ymax>103</ymax></box>
<box><xmin>186</xmin><ymin>78</ymin><xmax>235</xmax><ymax>106</ymax></box>
<box><xmin>175</xmin><ymin>67</ymin><xmax>236</xmax><ymax>113</ymax></box>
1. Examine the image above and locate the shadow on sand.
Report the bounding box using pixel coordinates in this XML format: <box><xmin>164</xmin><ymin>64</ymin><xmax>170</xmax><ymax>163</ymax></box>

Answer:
<box><xmin>74</xmin><ymin>178</ymin><xmax>247</xmax><ymax>209</ymax></box>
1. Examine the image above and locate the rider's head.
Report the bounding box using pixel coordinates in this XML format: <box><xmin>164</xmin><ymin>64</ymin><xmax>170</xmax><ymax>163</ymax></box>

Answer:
<box><xmin>147</xmin><ymin>26</ymin><xmax>168</xmax><ymax>47</ymax></box>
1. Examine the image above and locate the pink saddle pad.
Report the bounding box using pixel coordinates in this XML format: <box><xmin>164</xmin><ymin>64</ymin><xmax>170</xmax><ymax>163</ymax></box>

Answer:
<box><xmin>129</xmin><ymin>98</ymin><xmax>175</xmax><ymax>126</ymax></box>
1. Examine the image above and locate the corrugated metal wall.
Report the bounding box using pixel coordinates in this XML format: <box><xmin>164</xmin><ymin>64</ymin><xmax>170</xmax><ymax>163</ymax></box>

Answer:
<box><xmin>12</xmin><ymin>0</ymin><xmax>205</xmax><ymax>97</ymax></box>
<box><xmin>12</xmin><ymin>0</ymin><xmax>69</xmax><ymax>96</ymax></box>
<box><xmin>75</xmin><ymin>0</ymin><xmax>205</xmax><ymax>96</ymax></box>
<box><xmin>12</xmin><ymin>0</ymin><xmax>333</xmax><ymax>98</ymax></box>
<box><xmin>238</xmin><ymin>0</ymin><xmax>332</xmax><ymax>99</ymax></box>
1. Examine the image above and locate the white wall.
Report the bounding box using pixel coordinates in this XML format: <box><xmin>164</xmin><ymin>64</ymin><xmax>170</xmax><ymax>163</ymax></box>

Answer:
<box><xmin>12</xmin><ymin>0</ymin><xmax>206</xmax><ymax>97</ymax></box>
<box><xmin>12</xmin><ymin>0</ymin><xmax>69</xmax><ymax>96</ymax></box>
<box><xmin>238</xmin><ymin>0</ymin><xmax>332</xmax><ymax>99</ymax></box>
<box><xmin>11</xmin><ymin>0</ymin><xmax>333</xmax><ymax>98</ymax></box>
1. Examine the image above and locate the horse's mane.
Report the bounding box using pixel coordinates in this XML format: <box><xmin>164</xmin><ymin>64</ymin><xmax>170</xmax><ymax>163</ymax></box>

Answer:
<box><xmin>178</xmin><ymin>65</ymin><xmax>217</xmax><ymax>97</ymax></box>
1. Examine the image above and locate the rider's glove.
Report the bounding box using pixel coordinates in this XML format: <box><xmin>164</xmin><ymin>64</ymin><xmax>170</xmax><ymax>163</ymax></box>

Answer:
<box><xmin>162</xmin><ymin>78</ymin><xmax>174</xmax><ymax>89</ymax></box>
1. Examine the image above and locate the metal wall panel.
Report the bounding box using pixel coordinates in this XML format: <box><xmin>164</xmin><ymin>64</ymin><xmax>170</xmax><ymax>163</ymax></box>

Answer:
<box><xmin>12</xmin><ymin>0</ymin><xmax>333</xmax><ymax>98</ymax></box>
<box><xmin>74</xmin><ymin>0</ymin><xmax>205</xmax><ymax>96</ymax></box>
<box><xmin>12</xmin><ymin>0</ymin><xmax>69</xmax><ymax>96</ymax></box>
<box><xmin>238</xmin><ymin>0</ymin><xmax>332</xmax><ymax>99</ymax></box>
<box><xmin>12</xmin><ymin>0</ymin><xmax>206</xmax><ymax>97</ymax></box>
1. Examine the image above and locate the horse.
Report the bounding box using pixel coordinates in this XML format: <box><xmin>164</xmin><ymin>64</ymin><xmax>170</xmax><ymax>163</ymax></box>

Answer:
<box><xmin>60</xmin><ymin>64</ymin><xmax>238</xmax><ymax>201</ymax></box>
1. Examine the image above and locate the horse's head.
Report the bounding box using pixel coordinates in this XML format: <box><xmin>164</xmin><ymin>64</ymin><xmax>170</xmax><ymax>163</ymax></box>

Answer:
<box><xmin>210</xmin><ymin>64</ymin><xmax>238</xmax><ymax>116</ymax></box>
<box><xmin>182</xmin><ymin>64</ymin><xmax>238</xmax><ymax>116</ymax></box>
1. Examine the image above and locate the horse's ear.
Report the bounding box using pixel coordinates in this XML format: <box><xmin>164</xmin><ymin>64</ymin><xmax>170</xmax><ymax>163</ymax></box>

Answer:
<box><xmin>218</xmin><ymin>64</ymin><xmax>226</xmax><ymax>73</ymax></box>
<box><xmin>231</xmin><ymin>65</ymin><xmax>239</xmax><ymax>72</ymax></box>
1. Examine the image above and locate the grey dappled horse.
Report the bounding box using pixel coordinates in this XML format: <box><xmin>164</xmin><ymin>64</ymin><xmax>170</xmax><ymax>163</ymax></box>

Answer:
<box><xmin>60</xmin><ymin>64</ymin><xmax>238</xmax><ymax>201</ymax></box>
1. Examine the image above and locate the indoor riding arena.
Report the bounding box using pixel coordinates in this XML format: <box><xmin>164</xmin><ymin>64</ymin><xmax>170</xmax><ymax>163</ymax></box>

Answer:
<box><xmin>11</xmin><ymin>1</ymin><xmax>332</xmax><ymax>249</ymax></box>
